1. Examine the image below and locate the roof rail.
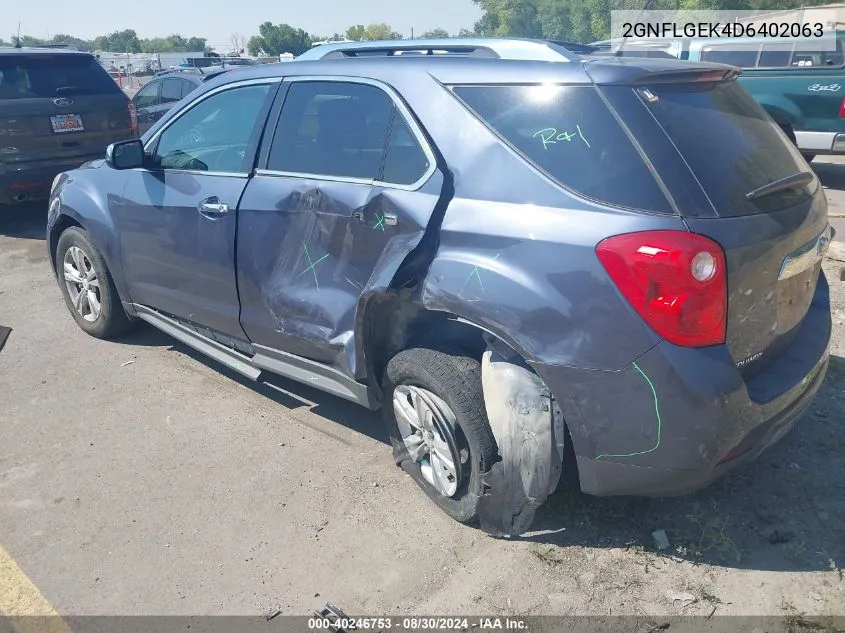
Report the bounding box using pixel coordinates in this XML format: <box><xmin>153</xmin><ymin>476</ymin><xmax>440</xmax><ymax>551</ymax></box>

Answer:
<box><xmin>295</xmin><ymin>37</ymin><xmax>580</xmax><ymax>62</ymax></box>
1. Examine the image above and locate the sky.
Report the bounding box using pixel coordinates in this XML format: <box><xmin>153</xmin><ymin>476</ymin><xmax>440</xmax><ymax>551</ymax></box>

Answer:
<box><xmin>7</xmin><ymin>0</ymin><xmax>484</xmax><ymax>50</ymax></box>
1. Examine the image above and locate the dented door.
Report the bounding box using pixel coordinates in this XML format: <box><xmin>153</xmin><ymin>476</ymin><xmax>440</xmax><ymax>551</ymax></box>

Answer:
<box><xmin>236</xmin><ymin>78</ymin><xmax>441</xmax><ymax>375</ymax></box>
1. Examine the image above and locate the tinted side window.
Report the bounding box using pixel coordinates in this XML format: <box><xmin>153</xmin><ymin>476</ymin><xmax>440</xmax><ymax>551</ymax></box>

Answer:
<box><xmin>757</xmin><ymin>44</ymin><xmax>792</xmax><ymax>68</ymax></box>
<box><xmin>453</xmin><ymin>85</ymin><xmax>672</xmax><ymax>213</ymax></box>
<box><xmin>380</xmin><ymin>114</ymin><xmax>431</xmax><ymax>185</ymax></box>
<box><xmin>268</xmin><ymin>81</ymin><xmax>393</xmax><ymax>180</ymax></box>
<box><xmin>161</xmin><ymin>79</ymin><xmax>182</xmax><ymax>104</ymax></box>
<box><xmin>791</xmin><ymin>40</ymin><xmax>844</xmax><ymax>67</ymax></box>
<box><xmin>133</xmin><ymin>81</ymin><xmax>159</xmax><ymax>108</ymax></box>
<box><xmin>699</xmin><ymin>46</ymin><xmax>759</xmax><ymax>67</ymax></box>
<box><xmin>154</xmin><ymin>83</ymin><xmax>271</xmax><ymax>173</ymax></box>
<box><xmin>180</xmin><ymin>79</ymin><xmax>197</xmax><ymax>99</ymax></box>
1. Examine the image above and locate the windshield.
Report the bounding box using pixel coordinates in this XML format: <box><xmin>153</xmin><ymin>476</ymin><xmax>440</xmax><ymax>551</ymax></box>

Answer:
<box><xmin>637</xmin><ymin>80</ymin><xmax>814</xmax><ymax>216</ymax></box>
<box><xmin>0</xmin><ymin>54</ymin><xmax>122</xmax><ymax>99</ymax></box>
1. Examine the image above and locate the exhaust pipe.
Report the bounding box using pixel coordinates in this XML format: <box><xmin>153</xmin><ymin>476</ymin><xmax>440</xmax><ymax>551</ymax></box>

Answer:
<box><xmin>12</xmin><ymin>192</ymin><xmax>28</xmax><ymax>203</ymax></box>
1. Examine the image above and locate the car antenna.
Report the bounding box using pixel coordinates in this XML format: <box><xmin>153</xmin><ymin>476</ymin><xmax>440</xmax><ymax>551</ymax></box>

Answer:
<box><xmin>616</xmin><ymin>0</ymin><xmax>654</xmax><ymax>57</ymax></box>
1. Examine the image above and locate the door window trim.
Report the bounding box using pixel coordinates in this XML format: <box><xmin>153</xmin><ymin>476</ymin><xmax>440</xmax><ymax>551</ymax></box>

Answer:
<box><xmin>142</xmin><ymin>77</ymin><xmax>282</xmax><ymax>178</ymax></box>
<box><xmin>255</xmin><ymin>75</ymin><xmax>438</xmax><ymax>192</ymax></box>
<box><xmin>133</xmin><ymin>79</ymin><xmax>161</xmax><ymax>108</ymax></box>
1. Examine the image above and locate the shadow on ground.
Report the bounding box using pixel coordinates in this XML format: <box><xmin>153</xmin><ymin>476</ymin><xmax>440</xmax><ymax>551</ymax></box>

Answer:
<box><xmin>132</xmin><ymin>316</ymin><xmax>845</xmax><ymax>574</ymax></box>
<box><xmin>115</xmin><ymin>324</ymin><xmax>388</xmax><ymax>445</ymax></box>
<box><xmin>0</xmin><ymin>202</ymin><xmax>48</xmax><ymax>240</ymax></box>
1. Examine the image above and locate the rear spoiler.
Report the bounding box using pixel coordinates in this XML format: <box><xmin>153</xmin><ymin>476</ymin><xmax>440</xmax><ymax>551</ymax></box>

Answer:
<box><xmin>629</xmin><ymin>68</ymin><xmax>742</xmax><ymax>84</ymax></box>
<box><xmin>587</xmin><ymin>63</ymin><xmax>741</xmax><ymax>85</ymax></box>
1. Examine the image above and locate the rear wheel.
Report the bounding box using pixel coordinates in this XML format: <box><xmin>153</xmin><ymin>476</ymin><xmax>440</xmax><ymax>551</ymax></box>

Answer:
<box><xmin>382</xmin><ymin>347</ymin><xmax>498</xmax><ymax>524</ymax></box>
<box><xmin>55</xmin><ymin>227</ymin><xmax>134</xmax><ymax>339</ymax></box>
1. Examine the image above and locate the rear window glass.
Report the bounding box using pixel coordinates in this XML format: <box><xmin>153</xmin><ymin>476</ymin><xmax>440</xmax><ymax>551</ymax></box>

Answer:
<box><xmin>0</xmin><ymin>54</ymin><xmax>120</xmax><ymax>99</ymax></box>
<box><xmin>452</xmin><ymin>85</ymin><xmax>673</xmax><ymax>214</ymax></box>
<box><xmin>638</xmin><ymin>80</ymin><xmax>812</xmax><ymax>216</ymax></box>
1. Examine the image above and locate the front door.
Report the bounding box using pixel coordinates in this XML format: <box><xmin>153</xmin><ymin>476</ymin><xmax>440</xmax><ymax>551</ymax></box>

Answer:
<box><xmin>115</xmin><ymin>79</ymin><xmax>277</xmax><ymax>340</ymax></box>
<box><xmin>236</xmin><ymin>78</ymin><xmax>441</xmax><ymax>374</ymax></box>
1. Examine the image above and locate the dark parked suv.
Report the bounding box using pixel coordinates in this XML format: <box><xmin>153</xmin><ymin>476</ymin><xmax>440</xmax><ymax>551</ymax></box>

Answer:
<box><xmin>47</xmin><ymin>40</ymin><xmax>832</xmax><ymax>536</ymax></box>
<box><xmin>0</xmin><ymin>47</ymin><xmax>135</xmax><ymax>204</ymax></box>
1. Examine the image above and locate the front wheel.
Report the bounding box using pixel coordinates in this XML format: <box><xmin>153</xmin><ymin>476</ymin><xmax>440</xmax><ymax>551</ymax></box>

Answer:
<box><xmin>55</xmin><ymin>227</ymin><xmax>134</xmax><ymax>339</ymax></box>
<box><xmin>382</xmin><ymin>347</ymin><xmax>498</xmax><ymax>524</ymax></box>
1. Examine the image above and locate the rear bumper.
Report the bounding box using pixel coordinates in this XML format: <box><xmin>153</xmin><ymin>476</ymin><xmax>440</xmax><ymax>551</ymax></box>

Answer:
<box><xmin>795</xmin><ymin>130</ymin><xmax>845</xmax><ymax>155</ymax></box>
<box><xmin>0</xmin><ymin>155</ymin><xmax>102</xmax><ymax>204</ymax></box>
<box><xmin>532</xmin><ymin>273</ymin><xmax>832</xmax><ymax>498</ymax></box>
<box><xmin>573</xmin><ymin>351</ymin><xmax>827</xmax><ymax>496</ymax></box>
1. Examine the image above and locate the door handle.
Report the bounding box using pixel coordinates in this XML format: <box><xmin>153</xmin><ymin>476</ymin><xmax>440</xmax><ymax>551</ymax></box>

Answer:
<box><xmin>198</xmin><ymin>197</ymin><xmax>230</xmax><ymax>219</ymax></box>
<box><xmin>352</xmin><ymin>210</ymin><xmax>397</xmax><ymax>227</ymax></box>
<box><xmin>382</xmin><ymin>212</ymin><xmax>398</xmax><ymax>227</ymax></box>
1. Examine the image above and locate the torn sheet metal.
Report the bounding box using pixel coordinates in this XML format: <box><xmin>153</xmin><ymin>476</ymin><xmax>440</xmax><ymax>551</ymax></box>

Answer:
<box><xmin>236</xmin><ymin>174</ymin><xmax>442</xmax><ymax>377</ymax></box>
<box><xmin>477</xmin><ymin>346</ymin><xmax>564</xmax><ymax>536</ymax></box>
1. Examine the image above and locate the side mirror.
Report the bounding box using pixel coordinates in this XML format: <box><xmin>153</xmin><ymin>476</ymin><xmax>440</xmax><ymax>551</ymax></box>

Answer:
<box><xmin>106</xmin><ymin>139</ymin><xmax>145</xmax><ymax>170</ymax></box>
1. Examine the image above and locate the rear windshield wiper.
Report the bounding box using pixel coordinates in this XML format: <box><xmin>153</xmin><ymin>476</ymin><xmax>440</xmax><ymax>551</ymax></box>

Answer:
<box><xmin>746</xmin><ymin>171</ymin><xmax>814</xmax><ymax>201</ymax></box>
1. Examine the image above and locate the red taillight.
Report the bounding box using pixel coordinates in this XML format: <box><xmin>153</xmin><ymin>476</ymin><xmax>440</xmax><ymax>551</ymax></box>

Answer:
<box><xmin>596</xmin><ymin>230</ymin><xmax>727</xmax><ymax>348</ymax></box>
<box><xmin>128</xmin><ymin>103</ymin><xmax>138</xmax><ymax>135</ymax></box>
<box><xmin>839</xmin><ymin>97</ymin><xmax>845</xmax><ymax>119</ymax></box>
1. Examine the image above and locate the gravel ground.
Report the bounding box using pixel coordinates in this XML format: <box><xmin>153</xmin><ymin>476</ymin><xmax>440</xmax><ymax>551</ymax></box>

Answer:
<box><xmin>0</xmin><ymin>175</ymin><xmax>843</xmax><ymax>621</ymax></box>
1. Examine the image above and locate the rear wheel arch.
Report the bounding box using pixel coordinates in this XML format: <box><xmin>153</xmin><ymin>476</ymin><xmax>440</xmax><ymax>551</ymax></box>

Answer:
<box><xmin>369</xmin><ymin>299</ymin><xmax>574</xmax><ymax>534</ymax></box>
<box><xmin>359</xmin><ymin>293</ymin><xmax>526</xmax><ymax>397</ymax></box>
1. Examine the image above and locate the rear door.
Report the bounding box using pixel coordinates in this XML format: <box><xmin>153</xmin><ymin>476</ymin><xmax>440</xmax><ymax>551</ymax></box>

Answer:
<box><xmin>615</xmin><ymin>78</ymin><xmax>828</xmax><ymax>378</ymax></box>
<box><xmin>236</xmin><ymin>78</ymin><xmax>441</xmax><ymax>372</ymax></box>
<box><xmin>0</xmin><ymin>52</ymin><xmax>132</xmax><ymax>164</ymax></box>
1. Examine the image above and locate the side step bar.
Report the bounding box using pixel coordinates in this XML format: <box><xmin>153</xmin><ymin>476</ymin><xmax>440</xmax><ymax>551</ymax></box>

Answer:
<box><xmin>132</xmin><ymin>305</ymin><xmax>377</xmax><ymax>410</ymax></box>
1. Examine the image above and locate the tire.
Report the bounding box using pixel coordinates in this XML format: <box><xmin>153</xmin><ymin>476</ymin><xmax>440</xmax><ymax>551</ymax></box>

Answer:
<box><xmin>55</xmin><ymin>227</ymin><xmax>134</xmax><ymax>339</ymax></box>
<box><xmin>382</xmin><ymin>346</ymin><xmax>498</xmax><ymax>524</ymax></box>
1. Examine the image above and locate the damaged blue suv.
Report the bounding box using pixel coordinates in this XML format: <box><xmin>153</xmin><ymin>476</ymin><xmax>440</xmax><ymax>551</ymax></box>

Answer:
<box><xmin>48</xmin><ymin>39</ymin><xmax>833</xmax><ymax>536</ymax></box>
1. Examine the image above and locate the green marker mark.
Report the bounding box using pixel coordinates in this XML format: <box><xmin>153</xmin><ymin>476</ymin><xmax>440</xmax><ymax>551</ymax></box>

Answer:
<box><xmin>595</xmin><ymin>361</ymin><xmax>662</xmax><ymax>460</ymax></box>
<box><xmin>296</xmin><ymin>244</ymin><xmax>329</xmax><ymax>291</ymax></box>
<box><xmin>460</xmin><ymin>252</ymin><xmax>501</xmax><ymax>296</ymax></box>
<box><xmin>373</xmin><ymin>214</ymin><xmax>386</xmax><ymax>232</ymax></box>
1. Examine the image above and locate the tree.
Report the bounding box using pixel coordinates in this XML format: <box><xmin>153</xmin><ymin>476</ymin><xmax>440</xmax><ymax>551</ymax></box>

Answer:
<box><xmin>91</xmin><ymin>29</ymin><xmax>141</xmax><ymax>52</ymax></box>
<box><xmin>421</xmin><ymin>27</ymin><xmax>450</xmax><ymax>38</ymax></box>
<box><xmin>247</xmin><ymin>22</ymin><xmax>312</xmax><ymax>56</ymax></box>
<box><xmin>364</xmin><ymin>23</ymin><xmax>403</xmax><ymax>40</ymax></box>
<box><xmin>47</xmin><ymin>34</ymin><xmax>93</xmax><ymax>50</ymax></box>
<box><xmin>346</xmin><ymin>24</ymin><xmax>366</xmax><ymax>40</ymax></box>
<box><xmin>473</xmin><ymin>0</ymin><xmax>541</xmax><ymax>37</ymax></box>
<box><xmin>472</xmin><ymin>0</ymin><xmax>837</xmax><ymax>42</ymax></box>
<box><xmin>230</xmin><ymin>33</ymin><xmax>245</xmax><ymax>55</ymax></box>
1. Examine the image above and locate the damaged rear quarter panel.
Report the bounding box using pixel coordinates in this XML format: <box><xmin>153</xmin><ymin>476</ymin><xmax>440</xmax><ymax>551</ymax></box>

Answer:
<box><xmin>411</xmin><ymin>80</ymin><xmax>684</xmax><ymax>370</ymax></box>
<box><xmin>420</xmin><ymin>195</ymin><xmax>683</xmax><ymax>370</ymax></box>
